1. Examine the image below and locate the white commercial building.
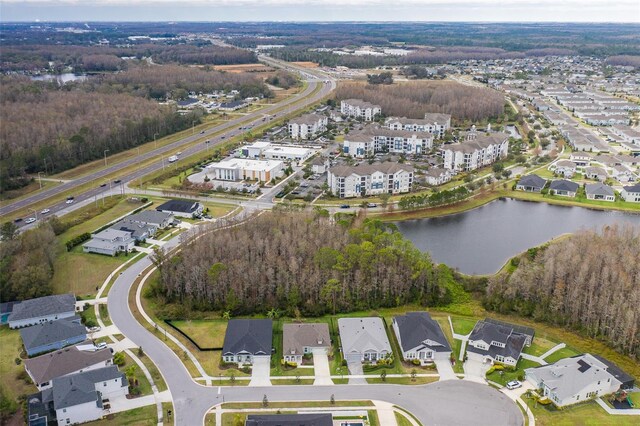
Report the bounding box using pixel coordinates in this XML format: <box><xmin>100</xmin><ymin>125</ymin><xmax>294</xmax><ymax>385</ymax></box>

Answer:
<box><xmin>440</xmin><ymin>131</ymin><xmax>509</xmax><ymax>172</ymax></box>
<box><xmin>240</xmin><ymin>141</ymin><xmax>315</xmax><ymax>162</ymax></box>
<box><xmin>205</xmin><ymin>158</ymin><xmax>284</xmax><ymax>182</ymax></box>
<box><xmin>340</xmin><ymin>99</ymin><xmax>382</xmax><ymax>121</ymax></box>
<box><xmin>288</xmin><ymin>113</ymin><xmax>328</xmax><ymax>139</ymax></box>
<box><xmin>328</xmin><ymin>162</ymin><xmax>414</xmax><ymax>198</ymax></box>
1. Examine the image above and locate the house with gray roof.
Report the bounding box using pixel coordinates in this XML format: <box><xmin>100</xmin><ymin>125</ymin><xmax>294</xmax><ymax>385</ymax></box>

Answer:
<box><xmin>424</xmin><ymin>167</ymin><xmax>452</xmax><ymax>186</ymax></box>
<box><xmin>8</xmin><ymin>294</ymin><xmax>76</xmax><ymax>329</ymax></box>
<box><xmin>621</xmin><ymin>183</ymin><xmax>640</xmax><ymax>202</ymax></box>
<box><xmin>156</xmin><ymin>199</ymin><xmax>203</xmax><ymax>218</ymax></box>
<box><xmin>282</xmin><ymin>323</ymin><xmax>331</xmax><ymax>364</ymax></box>
<box><xmin>392</xmin><ymin>312</ymin><xmax>451</xmax><ymax>364</ymax></box>
<box><xmin>525</xmin><ymin>354</ymin><xmax>622</xmax><ymax>407</ymax></box>
<box><xmin>584</xmin><ymin>166</ymin><xmax>607</xmax><ymax>181</ymax></box>
<box><xmin>20</xmin><ymin>316</ymin><xmax>87</xmax><ymax>356</ymax></box>
<box><xmin>338</xmin><ymin>317</ymin><xmax>392</xmax><ymax>363</ymax></box>
<box><xmin>109</xmin><ymin>220</ymin><xmax>156</xmax><ymax>242</ymax></box>
<box><xmin>82</xmin><ymin>228</ymin><xmax>135</xmax><ymax>256</ymax></box>
<box><xmin>222</xmin><ymin>319</ymin><xmax>272</xmax><ymax>365</ymax></box>
<box><xmin>553</xmin><ymin>160</ymin><xmax>577</xmax><ymax>178</ymax></box>
<box><xmin>550</xmin><ymin>179</ymin><xmax>579</xmax><ymax>197</ymax></box>
<box><xmin>124</xmin><ymin>210</ymin><xmax>174</xmax><ymax>230</ymax></box>
<box><xmin>516</xmin><ymin>174</ymin><xmax>547</xmax><ymax>192</ymax></box>
<box><xmin>467</xmin><ymin>319</ymin><xmax>532</xmax><ymax>367</ymax></box>
<box><xmin>38</xmin><ymin>366</ymin><xmax>127</xmax><ymax>425</ymax></box>
<box><xmin>24</xmin><ymin>346</ymin><xmax>113</xmax><ymax>390</ymax></box>
<box><xmin>246</xmin><ymin>413</ymin><xmax>333</xmax><ymax>426</ymax></box>
<box><xmin>585</xmin><ymin>182</ymin><xmax>615</xmax><ymax>202</ymax></box>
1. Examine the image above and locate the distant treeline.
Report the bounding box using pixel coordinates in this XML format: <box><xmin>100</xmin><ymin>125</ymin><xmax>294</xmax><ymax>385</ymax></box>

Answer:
<box><xmin>605</xmin><ymin>55</ymin><xmax>640</xmax><ymax>68</ymax></box>
<box><xmin>335</xmin><ymin>81</ymin><xmax>504</xmax><ymax>122</ymax></box>
<box><xmin>485</xmin><ymin>225</ymin><xmax>640</xmax><ymax>359</ymax></box>
<box><xmin>150</xmin><ymin>214</ymin><xmax>466</xmax><ymax>318</ymax></box>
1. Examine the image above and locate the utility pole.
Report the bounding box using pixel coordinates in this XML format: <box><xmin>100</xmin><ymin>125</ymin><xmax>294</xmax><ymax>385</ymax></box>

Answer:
<box><xmin>37</xmin><ymin>172</ymin><xmax>44</xmax><ymax>189</ymax></box>
<box><xmin>154</xmin><ymin>132</ymin><xmax>159</xmax><ymax>149</ymax></box>
<box><xmin>192</xmin><ymin>120</ymin><xmax>197</xmax><ymax>135</ymax></box>
<box><xmin>104</xmin><ymin>149</ymin><xmax>110</xmax><ymax>167</ymax></box>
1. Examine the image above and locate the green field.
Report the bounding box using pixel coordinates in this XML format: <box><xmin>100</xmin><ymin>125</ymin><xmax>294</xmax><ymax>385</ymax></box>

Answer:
<box><xmin>86</xmin><ymin>405</ymin><xmax>157</xmax><ymax>426</ymax></box>
<box><xmin>543</xmin><ymin>346</ymin><xmax>582</xmax><ymax>364</ymax></box>
<box><xmin>395</xmin><ymin>411</ymin><xmax>414</xmax><ymax>426</ymax></box>
<box><xmin>524</xmin><ymin>336</ymin><xmax>558</xmax><ymax>357</ymax></box>
<box><xmin>524</xmin><ymin>398</ymin><xmax>639</xmax><ymax>426</ymax></box>
<box><xmin>450</xmin><ymin>317</ymin><xmax>477</xmax><ymax>336</ymax></box>
<box><xmin>170</xmin><ymin>319</ymin><xmax>228</xmax><ymax>348</ymax></box>
<box><xmin>0</xmin><ymin>328</ymin><xmax>37</xmax><ymax>410</ymax></box>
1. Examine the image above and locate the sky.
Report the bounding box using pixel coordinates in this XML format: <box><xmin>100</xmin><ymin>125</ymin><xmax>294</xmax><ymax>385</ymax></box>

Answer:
<box><xmin>1</xmin><ymin>0</ymin><xmax>639</xmax><ymax>23</ymax></box>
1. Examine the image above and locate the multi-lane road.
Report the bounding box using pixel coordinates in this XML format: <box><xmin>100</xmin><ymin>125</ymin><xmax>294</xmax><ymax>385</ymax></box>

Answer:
<box><xmin>3</xmin><ymin>56</ymin><xmax>336</xmax><ymax>227</ymax></box>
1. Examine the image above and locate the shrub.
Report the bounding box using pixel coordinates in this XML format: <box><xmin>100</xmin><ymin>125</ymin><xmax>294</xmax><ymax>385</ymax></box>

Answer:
<box><xmin>113</xmin><ymin>352</ymin><xmax>126</xmax><ymax>366</ymax></box>
<box><xmin>65</xmin><ymin>232</ymin><xmax>91</xmax><ymax>251</ymax></box>
<box><xmin>411</xmin><ymin>359</ymin><xmax>421</xmax><ymax>366</ymax></box>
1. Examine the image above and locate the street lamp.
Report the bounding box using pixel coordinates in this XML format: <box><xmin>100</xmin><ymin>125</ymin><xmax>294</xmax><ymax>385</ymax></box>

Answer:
<box><xmin>104</xmin><ymin>149</ymin><xmax>110</xmax><ymax>167</ymax></box>
<box><xmin>192</xmin><ymin>120</ymin><xmax>197</xmax><ymax>135</ymax></box>
<box><xmin>154</xmin><ymin>132</ymin><xmax>159</xmax><ymax>149</ymax></box>
<box><xmin>37</xmin><ymin>172</ymin><xmax>44</xmax><ymax>190</ymax></box>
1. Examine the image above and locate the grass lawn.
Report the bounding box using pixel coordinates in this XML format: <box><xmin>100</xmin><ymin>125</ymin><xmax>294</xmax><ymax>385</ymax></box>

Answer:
<box><xmin>395</xmin><ymin>411</ymin><xmax>414</xmax><ymax>426</ymax></box>
<box><xmin>543</xmin><ymin>346</ymin><xmax>581</xmax><ymax>364</ymax></box>
<box><xmin>524</xmin><ymin>336</ymin><xmax>558</xmax><ymax>357</ymax></box>
<box><xmin>368</xmin><ymin>410</ymin><xmax>380</xmax><ymax>426</ymax></box>
<box><xmin>0</xmin><ymin>328</ymin><xmax>37</xmax><ymax>411</ymax></box>
<box><xmin>99</xmin><ymin>304</ymin><xmax>113</xmax><ymax>327</ymax></box>
<box><xmin>450</xmin><ymin>317</ymin><xmax>477</xmax><ymax>336</ymax></box>
<box><xmin>137</xmin><ymin>352</ymin><xmax>168</xmax><ymax>393</ymax></box>
<box><xmin>0</xmin><ymin>179</ymin><xmax>61</xmax><ymax>207</ymax></box>
<box><xmin>271</xmin><ymin>378</ymin><xmax>315</xmax><ymax>385</ymax></box>
<box><xmin>170</xmin><ymin>320</ymin><xmax>227</xmax><ymax>348</ymax></box>
<box><xmin>628</xmin><ymin>392</ymin><xmax>640</xmax><ymax>407</ymax></box>
<box><xmin>365</xmin><ymin>376</ymin><xmax>438</xmax><ymax>385</ymax></box>
<box><xmin>486</xmin><ymin>358</ymin><xmax>541</xmax><ymax>387</ymax></box>
<box><xmin>86</xmin><ymin>404</ymin><xmax>157</xmax><ymax>425</ymax></box>
<box><xmin>524</xmin><ymin>398</ymin><xmax>639</xmax><ymax>426</ymax></box>
<box><xmin>122</xmin><ymin>352</ymin><xmax>153</xmax><ymax>396</ymax></box>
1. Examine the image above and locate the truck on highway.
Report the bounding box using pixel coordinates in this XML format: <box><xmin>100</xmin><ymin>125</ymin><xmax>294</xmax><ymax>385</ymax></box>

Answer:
<box><xmin>168</xmin><ymin>155</ymin><xmax>178</xmax><ymax>163</ymax></box>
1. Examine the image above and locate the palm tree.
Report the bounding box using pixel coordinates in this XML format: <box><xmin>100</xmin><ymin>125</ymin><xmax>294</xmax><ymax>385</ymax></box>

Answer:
<box><xmin>222</xmin><ymin>311</ymin><xmax>231</xmax><ymax>321</ymax></box>
<box><xmin>267</xmin><ymin>308</ymin><xmax>280</xmax><ymax>319</ymax></box>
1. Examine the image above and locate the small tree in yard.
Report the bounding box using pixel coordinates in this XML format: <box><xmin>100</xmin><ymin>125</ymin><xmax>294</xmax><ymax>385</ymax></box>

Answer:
<box><xmin>411</xmin><ymin>369</ymin><xmax>417</xmax><ymax>382</ymax></box>
<box><xmin>380</xmin><ymin>370</ymin><xmax>387</xmax><ymax>382</ymax></box>
<box><xmin>262</xmin><ymin>394</ymin><xmax>269</xmax><ymax>407</ymax></box>
<box><xmin>330</xmin><ymin>394</ymin><xmax>336</xmax><ymax>405</ymax></box>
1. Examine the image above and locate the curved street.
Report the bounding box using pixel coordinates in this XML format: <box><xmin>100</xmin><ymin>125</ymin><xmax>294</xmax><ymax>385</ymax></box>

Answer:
<box><xmin>107</xmin><ymin>229</ymin><xmax>523</xmax><ymax>426</ymax></box>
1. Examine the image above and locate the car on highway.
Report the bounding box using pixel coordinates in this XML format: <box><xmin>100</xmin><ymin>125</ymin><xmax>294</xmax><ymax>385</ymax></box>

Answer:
<box><xmin>506</xmin><ymin>380</ymin><xmax>522</xmax><ymax>390</ymax></box>
<box><xmin>221</xmin><ymin>136</ymin><xmax>226</xmax><ymax>139</ymax></box>
<box><xmin>25</xmin><ymin>217</ymin><xmax>36</xmax><ymax>224</ymax></box>
<box><xmin>66</xmin><ymin>197</ymin><xmax>75</xmax><ymax>204</ymax></box>
<box><xmin>14</xmin><ymin>218</ymin><xmax>22</xmax><ymax>223</ymax></box>
<box><xmin>100</xmin><ymin>183</ymin><xmax>107</xmax><ymax>187</ymax></box>
<box><xmin>41</xmin><ymin>208</ymin><xmax>51</xmax><ymax>214</ymax></box>
<box><xmin>114</xmin><ymin>179</ymin><xmax>121</xmax><ymax>184</ymax></box>
<box><xmin>340</xmin><ymin>204</ymin><xmax>350</xmax><ymax>209</ymax></box>
<box><xmin>176</xmin><ymin>151</ymin><xmax>182</xmax><ymax>156</ymax></box>
<box><xmin>200</xmin><ymin>130</ymin><xmax>205</xmax><ymax>134</ymax></box>
<box><xmin>367</xmin><ymin>203</ymin><xmax>378</xmax><ymax>208</ymax></box>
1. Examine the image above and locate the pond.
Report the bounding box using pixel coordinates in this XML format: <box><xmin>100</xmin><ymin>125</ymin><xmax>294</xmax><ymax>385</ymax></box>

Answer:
<box><xmin>395</xmin><ymin>198</ymin><xmax>640</xmax><ymax>275</ymax></box>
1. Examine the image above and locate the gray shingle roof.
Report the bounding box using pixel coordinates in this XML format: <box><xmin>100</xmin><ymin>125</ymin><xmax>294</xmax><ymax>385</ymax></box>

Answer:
<box><xmin>156</xmin><ymin>199</ymin><xmax>201</xmax><ymax>214</ymax></box>
<box><xmin>246</xmin><ymin>413</ymin><xmax>333</xmax><ymax>426</ymax></box>
<box><xmin>467</xmin><ymin>320</ymin><xmax>527</xmax><ymax>361</ymax></box>
<box><xmin>222</xmin><ymin>319</ymin><xmax>272</xmax><ymax>355</ymax></box>
<box><xmin>8</xmin><ymin>294</ymin><xmax>75</xmax><ymax>322</ymax></box>
<box><xmin>517</xmin><ymin>174</ymin><xmax>547</xmax><ymax>189</ymax></box>
<box><xmin>20</xmin><ymin>317</ymin><xmax>86</xmax><ymax>352</ymax></box>
<box><xmin>585</xmin><ymin>182</ymin><xmax>615</xmax><ymax>197</ymax></box>
<box><xmin>549</xmin><ymin>179</ymin><xmax>579</xmax><ymax>192</ymax></box>
<box><xmin>623</xmin><ymin>183</ymin><xmax>640</xmax><ymax>193</ymax></box>
<box><xmin>338</xmin><ymin>317</ymin><xmax>391</xmax><ymax>355</ymax></box>
<box><xmin>50</xmin><ymin>366</ymin><xmax>126</xmax><ymax>409</ymax></box>
<box><xmin>24</xmin><ymin>346</ymin><xmax>113</xmax><ymax>385</ymax></box>
<box><xmin>282</xmin><ymin>323</ymin><xmax>331</xmax><ymax>356</ymax></box>
<box><xmin>329</xmin><ymin>162</ymin><xmax>414</xmax><ymax>178</ymax></box>
<box><xmin>126</xmin><ymin>210</ymin><xmax>173</xmax><ymax>225</ymax></box>
<box><xmin>393</xmin><ymin>312</ymin><xmax>451</xmax><ymax>353</ymax></box>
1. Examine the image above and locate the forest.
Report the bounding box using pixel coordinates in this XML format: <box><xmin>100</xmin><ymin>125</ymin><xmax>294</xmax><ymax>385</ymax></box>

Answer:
<box><xmin>335</xmin><ymin>81</ymin><xmax>505</xmax><ymax>122</ymax></box>
<box><xmin>484</xmin><ymin>225</ymin><xmax>640</xmax><ymax>359</ymax></box>
<box><xmin>150</xmin><ymin>213</ymin><xmax>465</xmax><ymax>318</ymax></box>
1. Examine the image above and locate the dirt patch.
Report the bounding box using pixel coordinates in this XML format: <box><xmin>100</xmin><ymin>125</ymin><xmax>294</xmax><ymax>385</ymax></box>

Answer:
<box><xmin>292</xmin><ymin>61</ymin><xmax>319</xmax><ymax>68</ymax></box>
<box><xmin>211</xmin><ymin>63</ymin><xmax>273</xmax><ymax>73</ymax></box>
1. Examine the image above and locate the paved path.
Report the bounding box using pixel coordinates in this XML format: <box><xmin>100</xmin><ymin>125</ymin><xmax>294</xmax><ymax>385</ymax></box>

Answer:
<box><xmin>539</xmin><ymin>343</ymin><xmax>566</xmax><ymax>361</ymax></box>
<box><xmin>434</xmin><ymin>358</ymin><xmax>457</xmax><ymax>381</ymax></box>
<box><xmin>373</xmin><ymin>400</ymin><xmax>398</xmax><ymax>426</ymax></box>
<box><xmin>464</xmin><ymin>359</ymin><xmax>491</xmax><ymax>384</ymax></box>
<box><xmin>249</xmin><ymin>357</ymin><xmax>272</xmax><ymax>387</ymax></box>
<box><xmin>312</xmin><ymin>349</ymin><xmax>333</xmax><ymax>386</ymax></box>
<box><xmin>109</xmin><ymin>390</ymin><xmax>173</xmax><ymax>414</ymax></box>
<box><xmin>346</xmin><ymin>360</ymin><xmax>367</xmax><ymax>385</ymax></box>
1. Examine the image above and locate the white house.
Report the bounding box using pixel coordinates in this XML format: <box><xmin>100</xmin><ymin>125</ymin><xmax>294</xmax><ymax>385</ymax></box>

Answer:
<box><xmin>288</xmin><ymin>113</ymin><xmax>328</xmax><ymax>139</ymax></box>
<box><xmin>440</xmin><ymin>131</ymin><xmax>509</xmax><ymax>172</ymax></box>
<box><xmin>553</xmin><ymin>160</ymin><xmax>577</xmax><ymax>178</ymax></box>
<box><xmin>611</xmin><ymin>165</ymin><xmax>636</xmax><ymax>183</ymax></box>
<box><xmin>525</xmin><ymin>354</ymin><xmax>622</xmax><ymax>408</ymax></box>
<box><xmin>585</xmin><ymin>182</ymin><xmax>615</xmax><ymax>202</ymax></box>
<box><xmin>338</xmin><ymin>317</ymin><xmax>392</xmax><ymax>363</ymax></box>
<box><xmin>340</xmin><ymin>99</ymin><xmax>381</xmax><ymax>121</ymax></box>
<box><xmin>392</xmin><ymin>312</ymin><xmax>451</xmax><ymax>365</ymax></box>
<box><xmin>82</xmin><ymin>229</ymin><xmax>135</xmax><ymax>257</ymax></box>
<box><xmin>8</xmin><ymin>294</ymin><xmax>76</xmax><ymax>329</ymax></box>
<box><xmin>328</xmin><ymin>163</ymin><xmax>414</xmax><ymax>198</ymax></box>
<box><xmin>621</xmin><ymin>183</ymin><xmax>640</xmax><ymax>202</ymax></box>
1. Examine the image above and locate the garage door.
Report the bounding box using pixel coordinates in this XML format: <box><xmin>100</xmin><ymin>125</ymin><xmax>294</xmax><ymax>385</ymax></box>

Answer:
<box><xmin>344</xmin><ymin>352</ymin><xmax>361</xmax><ymax>363</ymax></box>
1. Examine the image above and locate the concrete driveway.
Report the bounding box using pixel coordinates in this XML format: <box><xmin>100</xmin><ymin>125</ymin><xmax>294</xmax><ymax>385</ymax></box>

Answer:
<box><xmin>249</xmin><ymin>356</ymin><xmax>272</xmax><ymax>387</ymax></box>
<box><xmin>346</xmin><ymin>360</ymin><xmax>367</xmax><ymax>385</ymax></box>
<box><xmin>312</xmin><ymin>349</ymin><xmax>333</xmax><ymax>386</ymax></box>
<box><xmin>464</xmin><ymin>358</ymin><xmax>491</xmax><ymax>384</ymax></box>
<box><xmin>434</xmin><ymin>358</ymin><xmax>457</xmax><ymax>381</ymax></box>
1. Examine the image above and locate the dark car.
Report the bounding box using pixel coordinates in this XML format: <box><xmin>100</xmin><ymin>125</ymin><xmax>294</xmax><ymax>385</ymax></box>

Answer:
<box><xmin>114</xmin><ymin>179</ymin><xmax>121</xmax><ymax>184</ymax></box>
<box><xmin>340</xmin><ymin>204</ymin><xmax>350</xmax><ymax>209</ymax></box>
<box><xmin>100</xmin><ymin>183</ymin><xmax>107</xmax><ymax>187</ymax></box>
<box><xmin>14</xmin><ymin>218</ymin><xmax>23</xmax><ymax>223</ymax></box>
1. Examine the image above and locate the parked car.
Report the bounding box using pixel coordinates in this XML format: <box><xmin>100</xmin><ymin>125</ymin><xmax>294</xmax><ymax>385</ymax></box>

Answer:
<box><xmin>506</xmin><ymin>380</ymin><xmax>522</xmax><ymax>390</ymax></box>
<box><xmin>367</xmin><ymin>203</ymin><xmax>378</xmax><ymax>208</ymax></box>
<box><xmin>25</xmin><ymin>217</ymin><xmax>36</xmax><ymax>224</ymax></box>
<box><xmin>88</xmin><ymin>326</ymin><xmax>101</xmax><ymax>333</ymax></box>
<box><xmin>340</xmin><ymin>204</ymin><xmax>350</xmax><ymax>209</ymax></box>
<box><xmin>41</xmin><ymin>208</ymin><xmax>51</xmax><ymax>214</ymax></box>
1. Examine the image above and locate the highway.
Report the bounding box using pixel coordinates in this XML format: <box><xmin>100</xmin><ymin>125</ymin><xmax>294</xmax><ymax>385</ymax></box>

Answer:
<box><xmin>107</xmin><ymin>228</ymin><xmax>523</xmax><ymax>426</ymax></box>
<box><xmin>3</xmin><ymin>56</ymin><xmax>336</xmax><ymax>226</ymax></box>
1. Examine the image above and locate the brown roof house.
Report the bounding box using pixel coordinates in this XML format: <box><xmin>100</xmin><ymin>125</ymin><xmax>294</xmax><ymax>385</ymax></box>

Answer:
<box><xmin>282</xmin><ymin>323</ymin><xmax>331</xmax><ymax>364</ymax></box>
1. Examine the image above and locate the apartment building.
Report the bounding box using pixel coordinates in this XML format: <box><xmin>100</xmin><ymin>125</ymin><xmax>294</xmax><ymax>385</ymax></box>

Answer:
<box><xmin>385</xmin><ymin>113</ymin><xmax>451</xmax><ymax>138</ymax></box>
<box><xmin>440</xmin><ymin>131</ymin><xmax>509</xmax><ymax>172</ymax></box>
<box><xmin>288</xmin><ymin>113</ymin><xmax>328</xmax><ymax>139</ymax></box>
<box><xmin>340</xmin><ymin>99</ymin><xmax>382</xmax><ymax>121</ymax></box>
<box><xmin>343</xmin><ymin>124</ymin><xmax>433</xmax><ymax>158</ymax></box>
<box><xmin>328</xmin><ymin>162</ymin><xmax>414</xmax><ymax>198</ymax></box>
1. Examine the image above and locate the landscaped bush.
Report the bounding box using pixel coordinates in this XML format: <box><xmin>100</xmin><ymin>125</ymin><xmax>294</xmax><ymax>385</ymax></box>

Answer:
<box><xmin>113</xmin><ymin>352</ymin><xmax>126</xmax><ymax>366</ymax></box>
<box><xmin>65</xmin><ymin>232</ymin><xmax>91</xmax><ymax>251</ymax></box>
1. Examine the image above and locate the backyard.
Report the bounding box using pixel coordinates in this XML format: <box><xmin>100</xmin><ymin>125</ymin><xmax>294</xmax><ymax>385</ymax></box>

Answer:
<box><xmin>524</xmin><ymin>397</ymin><xmax>639</xmax><ymax>426</ymax></box>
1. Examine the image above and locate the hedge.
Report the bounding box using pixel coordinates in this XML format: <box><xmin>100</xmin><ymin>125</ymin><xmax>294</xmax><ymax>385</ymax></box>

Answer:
<box><xmin>66</xmin><ymin>233</ymin><xmax>91</xmax><ymax>251</ymax></box>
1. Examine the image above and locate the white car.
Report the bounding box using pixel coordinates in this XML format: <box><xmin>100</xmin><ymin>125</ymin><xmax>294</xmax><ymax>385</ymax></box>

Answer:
<box><xmin>506</xmin><ymin>380</ymin><xmax>522</xmax><ymax>390</ymax></box>
<box><xmin>41</xmin><ymin>208</ymin><xmax>50</xmax><ymax>214</ymax></box>
<box><xmin>95</xmin><ymin>342</ymin><xmax>108</xmax><ymax>350</ymax></box>
<box><xmin>66</xmin><ymin>199</ymin><xmax>74</xmax><ymax>204</ymax></box>
<box><xmin>88</xmin><ymin>326</ymin><xmax>101</xmax><ymax>333</ymax></box>
<box><xmin>25</xmin><ymin>217</ymin><xmax>36</xmax><ymax>224</ymax></box>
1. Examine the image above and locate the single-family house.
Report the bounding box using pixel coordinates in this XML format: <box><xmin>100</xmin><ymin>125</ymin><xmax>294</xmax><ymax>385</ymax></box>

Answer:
<box><xmin>584</xmin><ymin>166</ymin><xmax>607</xmax><ymax>181</ymax></box>
<box><xmin>338</xmin><ymin>317</ymin><xmax>392</xmax><ymax>363</ymax></box>
<box><xmin>585</xmin><ymin>183</ymin><xmax>615</xmax><ymax>202</ymax></box>
<box><xmin>109</xmin><ymin>220</ymin><xmax>155</xmax><ymax>242</ymax></box>
<box><xmin>222</xmin><ymin>319</ymin><xmax>272</xmax><ymax>365</ymax></box>
<box><xmin>424</xmin><ymin>168</ymin><xmax>452</xmax><ymax>186</ymax></box>
<box><xmin>466</xmin><ymin>319</ymin><xmax>534</xmax><ymax>367</ymax></box>
<box><xmin>525</xmin><ymin>354</ymin><xmax>622</xmax><ymax>408</ymax></box>
<box><xmin>553</xmin><ymin>160</ymin><xmax>577</xmax><ymax>178</ymax></box>
<box><xmin>8</xmin><ymin>294</ymin><xmax>76</xmax><ymax>329</ymax></box>
<box><xmin>156</xmin><ymin>199</ymin><xmax>203</xmax><ymax>218</ymax></box>
<box><xmin>569</xmin><ymin>152</ymin><xmax>591</xmax><ymax>167</ymax></box>
<box><xmin>24</xmin><ymin>346</ymin><xmax>114</xmax><ymax>390</ymax></box>
<box><xmin>20</xmin><ymin>316</ymin><xmax>87</xmax><ymax>357</ymax></box>
<box><xmin>612</xmin><ymin>165</ymin><xmax>635</xmax><ymax>183</ymax></box>
<box><xmin>392</xmin><ymin>312</ymin><xmax>451</xmax><ymax>364</ymax></box>
<box><xmin>550</xmin><ymin>179</ymin><xmax>579</xmax><ymax>197</ymax></box>
<box><xmin>621</xmin><ymin>183</ymin><xmax>640</xmax><ymax>202</ymax></box>
<box><xmin>219</xmin><ymin>100</ymin><xmax>248</xmax><ymax>111</ymax></box>
<box><xmin>82</xmin><ymin>228</ymin><xmax>135</xmax><ymax>256</ymax></box>
<box><xmin>282</xmin><ymin>323</ymin><xmax>331</xmax><ymax>364</ymax></box>
<box><xmin>516</xmin><ymin>174</ymin><xmax>547</xmax><ymax>192</ymax></box>
<box><xmin>592</xmin><ymin>355</ymin><xmax>635</xmax><ymax>390</ymax></box>
<box><xmin>125</xmin><ymin>210</ymin><xmax>175</xmax><ymax>229</ymax></box>
<box><xmin>245</xmin><ymin>413</ymin><xmax>333</xmax><ymax>426</ymax></box>
<box><xmin>35</xmin><ymin>366</ymin><xmax>127</xmax><ymax>425</ymax></box>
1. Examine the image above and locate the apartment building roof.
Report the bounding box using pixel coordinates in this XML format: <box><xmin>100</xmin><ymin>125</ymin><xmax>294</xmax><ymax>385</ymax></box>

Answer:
<box><xmin>289</xmin><ymin>113</ymin><xmax>325</xmax><ymax>126</ymax></box>
<box><xmin>329</xmin><ymin>162</ymin><xmax>414</xmax><ymax>178</ymax></box>
<box><xmin>341</xmin><ymin>98</ymin><xmax>381</xmax><ymax>109</ymax></box>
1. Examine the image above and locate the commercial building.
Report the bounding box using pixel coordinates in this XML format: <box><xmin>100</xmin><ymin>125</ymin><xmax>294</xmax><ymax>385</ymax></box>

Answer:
<box><xmin>205</xmin><ymin>158</ymin><xmax>284</xmax><ymax>182</ymax></box>
<box><xmin>328</xmin><ymin>163</ymin><xmax>414</xmax><ymax>198</ymax></box>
